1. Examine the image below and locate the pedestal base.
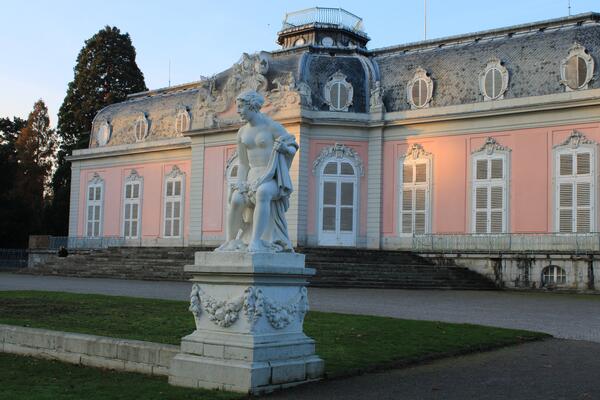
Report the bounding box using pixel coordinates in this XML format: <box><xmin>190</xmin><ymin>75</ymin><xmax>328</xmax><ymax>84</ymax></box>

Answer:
<box><xmin>168</xmin><ymin>251</ymin><xmax>324</xmax><ymax>394</ymax></box>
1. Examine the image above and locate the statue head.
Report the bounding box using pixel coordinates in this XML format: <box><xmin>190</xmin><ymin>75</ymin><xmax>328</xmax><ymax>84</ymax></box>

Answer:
<box><xmin>236</xmin><ymin>90</ymin><xmax>264</xmax><ymax>121</ymax></box>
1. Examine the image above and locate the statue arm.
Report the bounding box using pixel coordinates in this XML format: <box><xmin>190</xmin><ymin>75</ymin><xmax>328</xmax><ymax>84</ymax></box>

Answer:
<box><xmin>271</xmin><ymin>123</ymin><xmax>298</xmax><ymax>156</ymax></box>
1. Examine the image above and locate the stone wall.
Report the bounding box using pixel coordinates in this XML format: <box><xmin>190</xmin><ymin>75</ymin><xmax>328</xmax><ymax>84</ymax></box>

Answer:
<box><xmin>0</xmin><ymin>324</ymin><xmax>179</xmax><ymax>376</ymax></box>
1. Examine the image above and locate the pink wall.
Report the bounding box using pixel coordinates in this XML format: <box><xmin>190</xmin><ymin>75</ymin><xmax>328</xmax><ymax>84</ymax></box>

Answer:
<box><xmin>307</xmin><ymin>140</ymin><xmax>368</xmax><ymax>237</ymax></box>
<box><xmin>202</xmin><ymin>145</ymin><xmax>237</xmax><ymax>236</ymax></box>
<box><xmin>78</xmin><ymin>160</ymin><xmax>191</xmax><ymax>240</ymax></box>
<box><xmin>382</xmin><ymin>122</ymin><xmax>600</xmax><ymax>236</ymax></box>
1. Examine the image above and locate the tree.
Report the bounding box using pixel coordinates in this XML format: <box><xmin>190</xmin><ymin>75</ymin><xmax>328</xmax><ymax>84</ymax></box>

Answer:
<box><xmin>49</xmin><ymin>26</ymin><xmax>147</xmax><ymax>235</ymax></box>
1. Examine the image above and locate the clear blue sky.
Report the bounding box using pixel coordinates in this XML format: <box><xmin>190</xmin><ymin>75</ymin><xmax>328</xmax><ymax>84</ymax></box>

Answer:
<box><xmin>1</xmin><ymin>0</ymin><xmax>597</xmax><ymax>127</ymax></box>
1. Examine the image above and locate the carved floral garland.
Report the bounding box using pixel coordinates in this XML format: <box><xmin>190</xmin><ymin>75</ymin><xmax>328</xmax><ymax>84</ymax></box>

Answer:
<box><xmin>189</xmin><ymin>284</ymin><xmax>308</xmax><ymax>330</ymax></box>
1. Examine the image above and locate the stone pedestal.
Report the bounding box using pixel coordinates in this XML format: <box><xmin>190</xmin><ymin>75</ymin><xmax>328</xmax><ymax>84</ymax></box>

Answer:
<box><xmin>168</xmin><ymin>251</ymin><xmax>324</xmax><ymax>394</ymax></box>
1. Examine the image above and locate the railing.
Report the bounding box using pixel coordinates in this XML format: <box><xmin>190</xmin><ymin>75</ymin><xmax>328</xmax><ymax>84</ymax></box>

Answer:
<box><xmin>48</xmin><ymin>236</ymin><xmax>126</xmax><ymax>250</ymax></box>
<box><xmin>282</xmin><ymin>7</ymin><xmax>365</xmax><ymax>33</ymax></box>
<box><xmin>412</xmin><ymin>233</ymin><xmax>600</xmax><ymax>253</ymax></box>
<box><xmin>0</xmin><ymin>249</ymin><xmax>28</xmax><ymax>269</ymax></box>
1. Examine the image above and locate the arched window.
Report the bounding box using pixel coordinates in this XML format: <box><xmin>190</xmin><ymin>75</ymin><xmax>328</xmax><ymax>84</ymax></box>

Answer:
<box><xmin>479</xmin><ymin>58</ymin><xmax>509</xmax><ymax>101</ymax></box>
<box><xmin>175</xmin><ymin>108</ymin><xmax>190</xmax><ymax>134</ymax></box>
<box><xmin>324</xmin><ymin>71</ymin><xmax>353</xmax><ymax>112</ymax></box>
<box><xmin>542</xmin><ymin>265</ymin><xmax>566</xmax><ymax>286</ymax></box>
<box><xmin>134</xmin><ymin>113</ymin><xmax>149</xmax><ymax>142</ymax></box>
<box><xmin>400</xmin><ymin>144</ymin><xmax>432</xmax><ymax>235</ymax></box>
<box><xmin>123</xmin><ymin>170</ymin><xmax>143</xmax><ymax>239</ymax></box>
<box><xmin>163</xmin><ymin>165</ymin><xmax>185</xmax><ymax>238</ymax></box>
<box><xmin>560</xmin><ymin>43</ymin><xmax>594</xmax><ymax>91</ymax></box>
<box><xmin>407</xmin><ymin>68</ymin><xmax>433</xmax><ymax>109</ymax></box>
<box><xmin>86</xmin><ymin>173</ymin><xmax>104</xmax><ymax>237</ymax></box>
<box><xmin>312</xmin><ymin>143</ymin><xmax>364</xmax><ymax>246</ymax></box>
<box><xmin>471</xmin><ymin>137</ymin><xmax>511</xmax><ymax>234</ymax></box>
<box><xmin>554</xmin><ymin>131</ymin><xmax>596</xmax><ymax>233</ymax></box>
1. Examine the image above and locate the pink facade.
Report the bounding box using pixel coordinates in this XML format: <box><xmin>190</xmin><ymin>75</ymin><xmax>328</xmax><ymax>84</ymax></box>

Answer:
<box><xmin>202</xmin><ymin>145</ymin><xmax>237</xmax><ymax>238</ymax></box>
<box><xmin>78</xmin><ymin>160</ymin><xmax>191</xmax><ymax>241</ymax></box>
<box><xmin>382</xmin><ymin>122</ymin><xmax>600</xmax><ymax>237</ymax></box>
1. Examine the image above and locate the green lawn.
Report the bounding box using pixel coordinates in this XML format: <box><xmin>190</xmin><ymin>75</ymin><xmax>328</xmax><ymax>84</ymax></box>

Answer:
<box><xmin>0</xmin><ymin>290</ymin><xmax>549</xmax><ymax>399</ymax></box>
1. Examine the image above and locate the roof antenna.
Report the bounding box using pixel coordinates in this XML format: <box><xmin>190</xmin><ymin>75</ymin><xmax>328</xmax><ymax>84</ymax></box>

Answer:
<box><xmin>168</xmin><ymin>59</ymin><xmax>171</xmax><ymax>88</ymax></box>
<box><xmin>568</xmin><ymin>0</ymin><xmax>571</xmax><ymax>16</ymax></box>
<box><xmin>424</xmin><ymin>0</ymin><xmax>428</xmax><ymax>40</ymax></box>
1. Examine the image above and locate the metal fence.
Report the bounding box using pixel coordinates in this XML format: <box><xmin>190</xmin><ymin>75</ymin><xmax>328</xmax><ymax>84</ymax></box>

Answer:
<box><xmin>282</xmin><ymin>7</ymin><xmax>365</xmax><ymax>32</ymax></box>
<box><xmin>0</xmin><ymin>249</ymin><xmax>28</xmax><ymax>269</ymax></box>
<box><xmin>48</xmin><ymin>236</ymin><xmax>125</xmax><ymax>250</ymax></box>
<box><xmin>412</xmin><ymin>233</ymin><xmax>600</xmax><ymax>253</ymax></box>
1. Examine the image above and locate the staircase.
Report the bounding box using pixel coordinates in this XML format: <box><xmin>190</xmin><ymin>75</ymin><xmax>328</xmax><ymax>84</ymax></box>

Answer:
<box><xmin>301</xmin><ymin>247</ymin><xmax>497</xmax><ymax>290</ymax></box>
<box><xmin>24</xmin><ymin>246</ymin><xmax>497</xmax><ymax>290</ymax></box>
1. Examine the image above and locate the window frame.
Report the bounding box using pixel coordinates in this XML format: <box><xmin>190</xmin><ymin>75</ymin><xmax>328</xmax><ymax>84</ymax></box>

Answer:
<box><xmin>470</xmin><ymin>137</ymin><xmax>511</xmax><ymax>234</ymax></box>
<box><xmin>324</xmin><ymin>71</ymin><xmax>354</xmax><ymax>112</ymax></box>
<box><xmin>479</xmin><ymin>58</ymin><xmax>509</xmax><ymax>101</ymax></box>
<box><xmin>406</xmin><ymin>68</ymin><xmax>433</xmax><ymax>110</ymax></box>
<box><xmin>560</xmin><ymin>43</ymin><xmax>594</xmax><ymax>92</ymax></box>
<box><xmin>175</xmin><ymin>108</ymin><xmax>191</xmax><ymax>134</ymax></box>
<box><xmin>85</xmin><ymin>173</ymin><xmax>104</xmax><ymax>238</ymax></box>
<box><xmin>398</xmin><ymin>144</ymin><xmax>433</xmax><ymax>236</ymax></box>
<box><xmin>122</xmin><ymin>170</ymin><xmax>143</xmax><ymax>240</ymax></box>
<box><xmin>134</xmin><ymin>113</ymin><xmax>149</xmax><ymax>142</ymax></box>
<box><xmin>162</xmin><ymin>165</ymin><xmax>185</xmax><ymax>239</ymax></box>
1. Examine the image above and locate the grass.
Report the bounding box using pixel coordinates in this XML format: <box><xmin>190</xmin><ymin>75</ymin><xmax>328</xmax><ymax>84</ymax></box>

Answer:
<box><xmin>0</xmin><ymin>290</ymin><xmax>549</xmax><ymax>399</ymax></box>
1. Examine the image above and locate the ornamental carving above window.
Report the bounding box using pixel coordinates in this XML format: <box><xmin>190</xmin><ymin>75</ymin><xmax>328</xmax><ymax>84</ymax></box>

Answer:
<box><xmin>560</xmin><ymin>43</ymin><xmax>594</xmax><ymax>91</ymax></box>
<box><xmin>479</xmin><ymin>58</ymin><xmax>509</xmax><ymax>101</ymax></box>
<box><xmin>406</xmin><ymin>68</ymin><xmax>433</xmax><ymax>109</ymax></box>
<box><xmin>324</xmin><ymin>71</ymin><xmax>353</xmax><ymax>112</ymax></box>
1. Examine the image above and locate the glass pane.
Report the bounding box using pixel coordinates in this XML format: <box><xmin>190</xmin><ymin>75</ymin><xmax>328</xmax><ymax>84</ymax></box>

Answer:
<box><xmin>577</xmin><ymin>56</ymin><xmax>587</xmax><ymax>87</ymax></box>
<box><xmin>133</xmin><ymin>184</ymin><xmax>139</xmax><ymax>198</ymax></box>
<box><xmin>173</xmin><ymin>201</ymin><xmax>181</xmax><ymax>218</ymax></box>
<box><xmin>341</xmin><ymin>182</ymin><xmax>354</xmax><ymax>206</ymax></box>
<box><xmin>125</xmin><ymin>184</ymin><xmax>132</xmax><ymax>199</ymax></box>
<box><xmin>476</xmin><ymin>159</ymin><xmax>488</xmax><ymax>180</ymax></box>
<box><xmin>419</xmin><ymin>79</ymin><xmax>427</xmax><ymax>107</ymax></box>
<box><xmin>131</xmin><ymin>221</ymin><xmax>138</xmax><ymax>237</ymax></box>
<box><xmin>87</xmin><ymin>222</ymin><xmax>92</xmax><ymax>236</ymax></box>
<box><xmin>412</xmin><ymin>81</ymin><xmax>421</xmax><ymax>107</ymax></box>
<box><xmin>95</xmin><ymin>187</ymin><xmax>101</xmax><ymax>200</ymax></box>
<box><xmin>167</xmin><ymin>181</ymin><xmax>173</xmax><ymax>196</ymax></box>
<box><xmin>94</xmin><ymin>222</ymin><xmax>100</xmax><ymax>237</ymax></box>
<box><xmin>493</xmin><ymin>69</ymin><xmax>502</xmax><ymax>98</ymax></box>
<box><xmin>173</xmin><ymin>219</ymin><xmax>180</xmax><ymax>236</ymax></box>
<box><xmin>331</xmin><ymin>83</ymin><xmax>340</xmax><ymax>109</ymax></box>
<box><xmin>94</xmin><ymin>206</ymin><xmax>100</xmax><ymax>220</ymax></box>
<box><xmin>340</xmin><ymin>208</ymin><xmax>353</xmax><ymax>232</ymax></box>
<box><xmin>403</xmin><ymin>164</ymin><xmax>413</xmax><ymax>183</ymax></box>
<box><xmin>340</xmin><ymin>162</ymin><xmax>354</xmax><ymax>175</ymax></box>
<box><xmin>165</xmin><ymin>220</ymin><xmax>171</xmax><ymax>236</ymax></box>
<box><xmin>132</xmin><ymin>203</ymin><xmax>139</xmax><ymax>218</ymax></box>
<box><xmin>565</xmin><ymin>56</ymin><xmax>580</xmax><ymax>89</ymax></box>
<box><xmin>323</xmin><ymin>182</ymin><xmax>337</xmax><ymax>205</ymax></box>
<box><xmin>88</xmin><ymin>187</ymin><xmax>94</xmax><ymax>201</ymax></box>
<box><xmin>174</xmin><ymin>181</ymin><xmax>181</xmax><ymax>196</ymax></box>
<box><xmin>124</xmin><ymin>221</ymin><xmax>130</xmax><ymax>236</ymax></box>
<box><xmin>322</xmin><ymin>207</ymin><xmax>336</xmax><ymax>231</ymax></box>
<box><xmin>491</xmin><ymin>159</ymin><xmax>503</xmax><ymax>179</ymax></box>
<box><xmin>87</xmin><ymin>206</ymin><xmax>93</xmax><ymax>221</ymax></box>
<box><xmin>577</xmin><ymin>153</ymin><xmax>590</xmax><ymax>175</ymax></box>
<box><xmin>324</xmin><ymin>162</ymin><xmax>337</xmax><ymax>175</ymax></box>
<box><xmin>338</xmin><ymin>84</ymin><xmax>348</xmax><ymax>109</ymax></box>
<box><xmin>125</xmin><ymin>204</ymin><xmax>131</xmax><ymax>219</ymax></box>
<box><xmin>402</xmin><ymin>213</ymin><xmax>413</xmax><ymax>234</ymax></box>
<box><xmin>403</xmin><ymin>189</ymin><xmax>413</xmax><ymax>211</ymax></box>
<box><xmin>415</xmin><ymin>163</ymin><xmax>427</xmax><ymax>182</ymax></box>
<box><xmin>485</xmin><ymin>69</ymin><xmax>494</xmax><ymax>98</ymax></box>
<box><xmin>166</xmin><ymin>202</ymin><xmax>172</xmax><ymax>218</ymax></box>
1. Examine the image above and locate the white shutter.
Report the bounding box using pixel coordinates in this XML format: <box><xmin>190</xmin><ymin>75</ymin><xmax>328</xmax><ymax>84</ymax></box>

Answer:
<box><xmin>577</xmin><ymin>153</ymin><xmax>590</xmax><ymax>175</ymax></box>
<box><xmin>472</xmin><ymin>153</ymin><xmax>508</xmax><ymax>234</ymax></box>
<box><xmin>401</xmin><ymin>155</ymin><xmax>431</xmax><ymax>235</ymax></box>
<box><xmin>476</xmin><ymin>160</ymin><xmax>488</xmax><ymax>180</ymax></box>
<box><xmin>560</xmin><ymin>154</ymin><xmax>573</xmax><ymax>176</ymax></box>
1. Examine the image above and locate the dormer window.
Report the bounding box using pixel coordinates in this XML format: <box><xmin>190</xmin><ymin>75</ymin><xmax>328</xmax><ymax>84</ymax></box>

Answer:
<box><xmin>134</xmin><ymin>113</ymin><xmax>149</xmax><ymax>142</ymax></box>
<box><xmin>479</xmin><ymin>58</ymin><xmax>509</xmax><ymax>101</ymax></box>
<box><xmin>561</xmin><ymin>43</ymin><xmax>594</xmax><ymax>91</ymax></box>
<box><xmin>95</xmin><ymin>121</ymin><xmax>111</xmax><ymax>147</ymax></box>
<box><xmin>407</xmin><ymin>68</ymin><xmax>433</xmax><ymax>109</ymax></box>
<box><xmin>175</xmin><ymin>108</ymin><xmax>190</xmax><ymax>134</ymax></box>
<box><xmin>324</xmin><ymin>71</ymin><xmax>353</xmax><ymax>112</ymax></box>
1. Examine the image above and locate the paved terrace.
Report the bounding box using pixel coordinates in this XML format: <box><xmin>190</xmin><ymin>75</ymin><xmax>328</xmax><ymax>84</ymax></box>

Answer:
<box><xmin>1</xmin><ymin>273</ymin><xmax>598</xmax><ymax>343</ymax></box>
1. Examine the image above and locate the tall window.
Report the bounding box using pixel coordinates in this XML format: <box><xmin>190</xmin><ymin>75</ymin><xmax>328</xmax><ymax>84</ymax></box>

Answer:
<box><xmin>123</xmin><ymin>170</ymin><xmax>142</xmax><ymax>239</ymax></box>
<box><xmin>400</xmin><ymin>144</ymin><xmax>432</xmax><ymax>234</ymax></box>
<box><xmin>163</xmin><ymin>166</ymin><xmax>185</xmax><ymax>238</ymax></box>
<box><xmin>471</xmin><ymin>138</ymin><xmax>510</xmax><ymax>234</ymax></box>
<box><xmin>554</xmin><ymin>131</ymin><xmax>596</xmax><ymax>233</ymax></box>
<box><xmin>86</xmin><ymin>173</ymin><xmax>104</xmax><ymax>237</ymax></box>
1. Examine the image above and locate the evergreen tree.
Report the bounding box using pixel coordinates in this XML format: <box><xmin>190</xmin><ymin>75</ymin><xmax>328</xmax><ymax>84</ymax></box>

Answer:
<box><xmin>49</xmin><ymin>26</ymin><xmax>147</xmax><ymax>235</ymax></box>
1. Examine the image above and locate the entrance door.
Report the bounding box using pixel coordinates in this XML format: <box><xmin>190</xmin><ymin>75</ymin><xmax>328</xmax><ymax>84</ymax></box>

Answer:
<box><xmin>318</xmin><ymin>160</ymin><xmax>357</xmax><ymax>246</ymax></box>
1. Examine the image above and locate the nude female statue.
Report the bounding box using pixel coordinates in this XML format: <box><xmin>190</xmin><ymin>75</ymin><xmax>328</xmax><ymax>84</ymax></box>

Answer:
<box><xmin>216</xmin><ymin>90</ymin><xmax>298</xmax><ymax>253</ymax></box>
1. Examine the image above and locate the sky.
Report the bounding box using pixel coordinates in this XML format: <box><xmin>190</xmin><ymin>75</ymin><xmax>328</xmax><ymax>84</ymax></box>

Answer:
<box><xmin>1</xmin><ymin>0</ymin><xmax>597</xmax><ymax>128</ymax></box>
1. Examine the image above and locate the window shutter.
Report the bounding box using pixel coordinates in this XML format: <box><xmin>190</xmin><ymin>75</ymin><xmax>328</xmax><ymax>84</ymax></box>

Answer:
<box><xmin>576</xmin><ymin>182</ymin><xmax>591</xmax><ymax>233</ymax></box>
<box><xmin>577</xmin><ymin>153</ymin><xmax>590</xmax><ymax>175</ymax></box>
<box><xmin>491</xmin><ymin>159</ymin><xmax>503</xmax><ymax>179</ymax></box>
<box><xmin>560</xmin><ymin>154</ymin><xmax>573</xmax><ymax>176</ymax></box>
<box><xmin>476</xmin><ymin>160</ymin><xmax>488</xmax><ymax>180</ymax></box>
<box><xmin>403</xmin><ymin>164</ymin><xmax>413</xmax><ymax>184</ymax></box>
<box><xmin>559</xmin><ymin>183</ymin><xmax>573</xmax><ymax>233</ymax></box>
<box><xmin>402</xmin><ymin>189</ymin><xmax>413</xmax><ymax>234</ymax></box>
<box><xmin>415</xmin><ymin>163</ymin><xmax>427</xmax><ymax>182</ymax></box>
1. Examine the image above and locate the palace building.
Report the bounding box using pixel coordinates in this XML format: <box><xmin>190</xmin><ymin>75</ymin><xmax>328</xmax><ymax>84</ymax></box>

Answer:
<box><xmin>67</xmin><ymin>8</ymin><xmax>600</xmax><ymax>290</ymax></box>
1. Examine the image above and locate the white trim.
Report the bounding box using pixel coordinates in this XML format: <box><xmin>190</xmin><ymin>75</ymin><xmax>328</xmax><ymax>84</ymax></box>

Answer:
<box><xmin>85</xmin><ymin>173</ymin><xmax>105</xmax><ymax>237</ymax></box>
<box><xmin>553</xmin><ymin>130</ymin><xmax>597</xmax><ymax>233</ymax></box>
<box><xmin>324</xmin><ymin>71</ymin><xmax>354</xmax><ymax>112</ymax></box>
<box><xmin>175</xmin><ymin>107</ymin><xmax>191</xmax><ymax>134</ymax></box>
<box><xmin>560</xmin><ymin>42</ymin><xmax>595</xmax><ymax>92</ymax></box>
<box><xmin>479</xmin><ymin>58</ymin><xmax>509</xmax><ymax>101</ymax></box>
<box><xmin>398</xmin><ymin>144</ymin><xmax>433</xmax><ymax>235</ymax></box>
<box><xmin>134</xmin><ymin>113</ymin><xmax>150</xmax><ymax>142</ymax></box>
<box><xmin>162</xmin><ymin>165</ymin><xmax>186</xmax><ymax>239</ymax></box>
<box><xmin>470</xmin><ymin>137</ymin><xmax>511</xmax><ymax>234</ymax></box>
<box><xmin>406</xmin><ymin>68</ymin><xmax>433</xmax><ymax>109</ymax></box>
<box><xmin>122</xmin><ymin>169</ymin><xmax>143</xmax><ymax>239</ymax></box>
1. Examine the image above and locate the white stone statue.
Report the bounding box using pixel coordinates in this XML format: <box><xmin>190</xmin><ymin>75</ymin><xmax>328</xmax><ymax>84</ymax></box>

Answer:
<box><xmin>217</xmin><ymin>90</ymin><xmax>298</xmax><ymax>253</ymax></box>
